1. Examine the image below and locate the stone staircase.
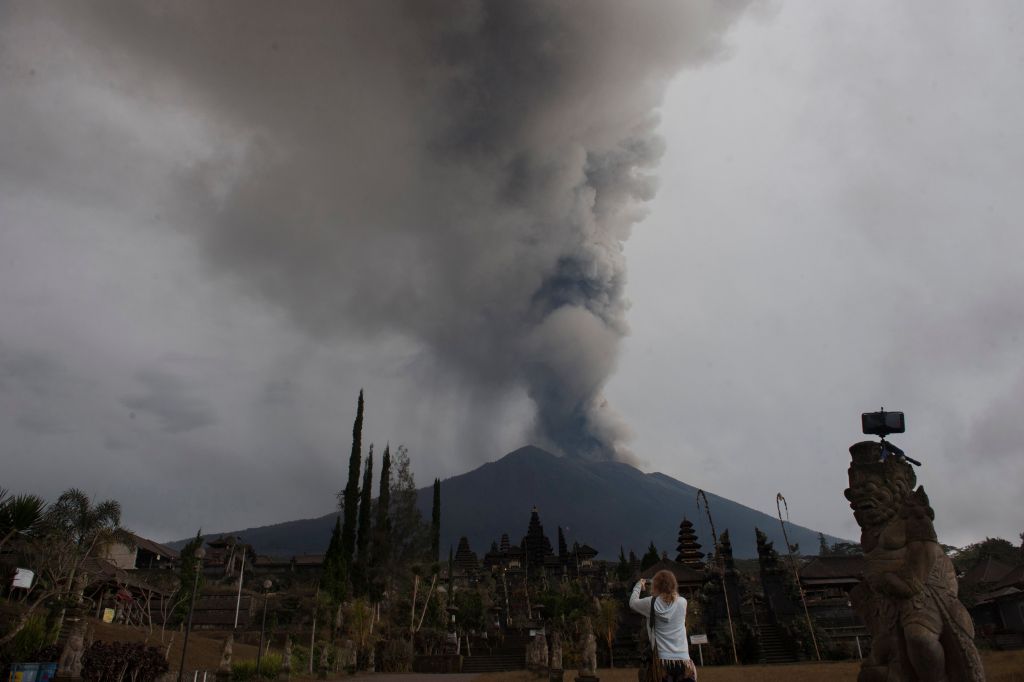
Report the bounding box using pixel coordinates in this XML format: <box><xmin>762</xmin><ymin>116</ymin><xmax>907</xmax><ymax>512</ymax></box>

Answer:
<box><xmin>757</xmin><ymin>623</ymin><xmax>798</xmax><ymax>664</ymax></box>
<box><xmin>460</xmin><ymin>632</ymin><xmax>529</xmax><ymax>673</ymax></box>
<box><xmin>993</xmin><ymin>632</ymin><xmax>1024</xmax><ymax>650</ymax></box>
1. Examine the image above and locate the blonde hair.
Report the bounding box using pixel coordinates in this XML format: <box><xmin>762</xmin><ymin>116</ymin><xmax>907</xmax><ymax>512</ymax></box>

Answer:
<box><xmin>652</xmin><ymin>569</ymin><xmax>678</xmax><ymax>604</ymax></box>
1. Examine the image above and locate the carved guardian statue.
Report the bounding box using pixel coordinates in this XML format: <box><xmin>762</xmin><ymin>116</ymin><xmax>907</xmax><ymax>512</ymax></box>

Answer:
<box><xmin>845</xmin><ymin>441</ymin><xmax>985</xmax><ymax>681</ymax></box>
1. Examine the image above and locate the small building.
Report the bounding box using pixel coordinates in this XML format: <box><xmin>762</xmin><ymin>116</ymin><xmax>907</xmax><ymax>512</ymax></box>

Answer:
<box><xmin>799</xmin><ymin>555</ymin><xmax>868</xmax><ymax>649</ymax></box>
<box><xmin>969</xmin><ymin>562</ymin><xmax>1024</xmax><ymax>646</ymax></box>
<box><xmin>102</xmin><ymin>533</ymin><xmax>179</xmax><ymax>571</ymax></box>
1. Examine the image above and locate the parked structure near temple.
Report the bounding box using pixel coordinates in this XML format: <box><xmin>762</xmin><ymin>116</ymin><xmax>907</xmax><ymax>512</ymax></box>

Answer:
<box><xmin>845</xmin><ymin>441</ymin><xmax>985</xmax><ymax>681</ymax></box>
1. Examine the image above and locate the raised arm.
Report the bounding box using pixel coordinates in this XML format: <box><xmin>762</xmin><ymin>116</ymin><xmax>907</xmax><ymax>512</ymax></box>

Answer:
<box><xmin>629</xmin><ymin>579</ymin><xmax>652</xmax><ymax>615</ymax></box>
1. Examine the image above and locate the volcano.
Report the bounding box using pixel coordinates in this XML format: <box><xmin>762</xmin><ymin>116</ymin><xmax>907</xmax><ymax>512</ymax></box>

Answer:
<box><xmin>170</xmin><ymin>445</ymin><xmax>843</xmax><ymax>560</ymax></box>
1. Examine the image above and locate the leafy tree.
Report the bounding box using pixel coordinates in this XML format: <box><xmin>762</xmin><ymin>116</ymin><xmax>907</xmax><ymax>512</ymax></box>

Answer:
<box><xmin>818</xmin><ymin>533</ymin><xmax>830</xmax><ymax>556</ymax></box>
<box><xmin>340</xmin><ymin>390</ymin><xmax>365</xmax><ymax>581</ymax></box>
<box><xmin>387</xmin><ymin>446</ymin><xmax>429</xmax><ymax>571</ymax></box>
<box><xmin>354</xmin><ymin>447</ymin><xmax>374</xmax><ymax>595</ymax></box>
<box><xmin>950</xmin><ymin>537</ymin><xmax>1022</xmax><ymax>573</ymax></box>
<box><xmin>430</xmin><ymin>478</ymin><xmax>441</xmax><ymax>563</ymax></box>
<box><xmin>828</xmin><ymin>541</ymin><xmax>863</xmax><ymax>556</ymax></box>
<box><xmin>594</xmin><ymin>598</ymin><xmax>620</xmax><ymax>667</ymax></box>
<box><xmin>640</xmin><ymin>541</ymin><xmax>660</xmax><ymax>571</ymax></box>
<box><xmin>346</xmin><ymin>598</ymin><xmax>377</xmax><ymax>669</ymax></box>
<box><xmin>453</xmin><ymin>589</ymin><xmax>485</xmax><ymax>632</ymax></box>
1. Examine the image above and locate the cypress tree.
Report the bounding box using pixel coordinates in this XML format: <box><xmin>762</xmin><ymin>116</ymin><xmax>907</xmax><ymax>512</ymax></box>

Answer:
<box><xmin>322</xmin><ymin>516</ymin><xmax>347</xmax><ymax>602</ymax></box>
<box><xmin>340</xmin><ymin>390</ymin><xmax>364</xmax><ymax>579</ymax></box>
<box><xmin>354</xmin><ymin>446</ymin><xmax>374</xmax><ymax>594</ymax></box>
<box><xmin>372</xmin><ymin>445</ymin><xmax>392</xmax><ymax>569</ymax></box>
<box><xmin>430</xmin><ymin>478</ymin><xmax>441</xmax><ymax>563</ymax></box>
<box><xmin>616</xmin><ymin>546</ymin><xmax>631</xmax><ymax>581</ymax></box>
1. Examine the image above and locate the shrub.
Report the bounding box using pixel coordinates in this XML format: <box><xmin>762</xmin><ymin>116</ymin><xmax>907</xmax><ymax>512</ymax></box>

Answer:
<box><xmin>5</xmin><ymin>614</ymin><xmax>49</xmax><ymax>663</ymax></box>
<box><xmin>231</xmin><ymin>653</ymin><xmax>282</xmax><ymax>680</ymax></box>
<box><xmin>379</xmin><ymin>637</ymin><xmax>413</xmax><ymax>672</ymax></box>
<box><xmin>81</xmin><ymin>641</ymin><xmax>169</xmax><ymax>682</ymax></box>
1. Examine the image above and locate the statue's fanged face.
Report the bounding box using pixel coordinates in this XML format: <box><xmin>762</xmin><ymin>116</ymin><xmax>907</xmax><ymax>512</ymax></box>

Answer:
<box><xmin>845</xmin><ymin>473</ymin><xmax>900</xmax><ymax>528</ymax></box>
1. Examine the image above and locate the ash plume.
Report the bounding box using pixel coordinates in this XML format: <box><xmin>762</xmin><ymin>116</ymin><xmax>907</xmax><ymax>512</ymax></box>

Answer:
<box><xmin>38</xmin><ymin>1</ymin><xmax>751</xmax><ymax>461</ymax></box>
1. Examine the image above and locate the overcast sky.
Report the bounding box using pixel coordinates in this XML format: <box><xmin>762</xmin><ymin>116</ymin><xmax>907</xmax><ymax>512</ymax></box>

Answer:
<box><xmin>2</xmin><ymin>1</ymin><xmax>1021</xmax><ymax>549</ymax></box>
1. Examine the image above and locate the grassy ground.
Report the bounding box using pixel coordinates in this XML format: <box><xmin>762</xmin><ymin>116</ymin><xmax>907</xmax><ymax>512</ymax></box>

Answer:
<box><xmin>470</xmin><ymin>650</ymin><xmax>1024</xmax><ymax>682</ymax></box>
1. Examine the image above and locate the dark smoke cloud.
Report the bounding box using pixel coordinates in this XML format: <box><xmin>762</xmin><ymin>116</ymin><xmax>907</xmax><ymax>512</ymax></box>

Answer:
<box><xmin>25</xmin><ymin>1</ymin><xmax>751</xmax><ymax>461</ymax></box>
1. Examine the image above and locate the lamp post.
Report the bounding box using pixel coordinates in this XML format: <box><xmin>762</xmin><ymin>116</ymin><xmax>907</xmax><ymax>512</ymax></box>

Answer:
<box><xmin>256</xmin><ymin>579</ymin><xmax>272</xmax><ymax>675</ymax></box>
<box><xmin>177</xmin><ymin>546</ymin><xmax>206</xmax><ymax>682</ymax></box>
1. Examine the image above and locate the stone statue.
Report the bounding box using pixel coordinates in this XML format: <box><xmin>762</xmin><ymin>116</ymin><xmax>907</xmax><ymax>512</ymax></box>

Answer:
<box><xmin>317</xmin><ymin>641</ymin><xmax>330</xmax><ymax>679</ymax></box>
<box><xmin>576</xmin><ymin>617</ymin><xmax>598</xmax><ymax>682</ymax></box>
<box><xmin>219</xmin><ymin>634</ymin><xmax>233</xmax><ymax>671</ymax></box>
<box><xmin>57</xmin><ymin>617</ymin><xmax>87</xmax><ymax>678</ymax></box>
<box><xmin>340</xmin><ymin>639</ymin><xmax>356</xmax><ymax>672</ymax></box>
<box><xmin>549</xmin><ymin>631</ymin><xmax>564</xmax><ymax>682</ymax></box>
<box><xmin>280</xmin><ymin>637</ymin><xmax>292</xmax><ymax>680</ymax></box>
<box><xmin>214</xmin><ymin>634</ymin><xmax>233</xmax><ymax>682</ymax></box>
<box><xmin>845</xmin><ymin>441</ymin><xmax>985</xmax><ymax>682</ymax></box>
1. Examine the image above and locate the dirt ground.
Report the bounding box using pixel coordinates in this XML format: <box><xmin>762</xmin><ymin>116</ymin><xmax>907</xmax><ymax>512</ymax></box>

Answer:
<box><xmin>88</xmin><ymin>618</ymin><xmax>261</xmax><ymax>672</ymax></box>
<box><xmin>470</xmin><ymin>650</ymin><xmax>1024</xmax><ymax>682</ymax></box>
<box><xmin>72</xmin><ymin>621</ymin><xmax>1024</xmax><ymax>681</ymax></box>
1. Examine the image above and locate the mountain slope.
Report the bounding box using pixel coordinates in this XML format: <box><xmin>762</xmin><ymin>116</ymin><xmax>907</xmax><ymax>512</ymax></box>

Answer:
<box><xmin>170</xmin><ymin>445</ymin><xmax>843</xmax><ymax>560</ymax></box>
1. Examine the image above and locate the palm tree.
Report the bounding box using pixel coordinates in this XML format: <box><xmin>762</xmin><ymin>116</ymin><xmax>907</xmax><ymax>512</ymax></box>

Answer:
<box><xmin>0</xmin><ymin>489</ymin><xmax>48</xmax><ymax>549</ymax></box>
<box><xmin>46</xmin><ymin>488</ymin><xmax>133</xmax><ymax>616</ymax></box>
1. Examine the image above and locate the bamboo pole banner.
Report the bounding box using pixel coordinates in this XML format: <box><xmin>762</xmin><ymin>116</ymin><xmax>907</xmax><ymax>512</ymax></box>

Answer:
<box><xmin>696</xmin><ymin>489</ymin><xmax>739</xmax><ymax>666</ymax></box>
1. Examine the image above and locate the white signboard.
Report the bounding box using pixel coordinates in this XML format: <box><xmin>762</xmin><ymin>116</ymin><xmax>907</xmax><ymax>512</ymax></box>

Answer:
<box><xmin>689</xmin><ymin>633</ymin><xmax>708</xmax><ymax>645</ymax></box>
<box><xmin>12</xmin><ymin>568</ymin><xmax>34</xmax><ymax>589</ymax></box>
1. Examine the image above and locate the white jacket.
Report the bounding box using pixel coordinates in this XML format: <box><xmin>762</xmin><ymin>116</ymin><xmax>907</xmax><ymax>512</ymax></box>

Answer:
<box><xmin>629</xmin><ymin>580</ymin><xmax>690</xmax><ymax>660</ymax></box>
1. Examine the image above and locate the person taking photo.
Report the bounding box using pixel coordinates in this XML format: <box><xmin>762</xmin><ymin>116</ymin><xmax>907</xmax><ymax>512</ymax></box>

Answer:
<box><xmin>629</xmin><ymin>570</ymin><xmax>697</xmax><ymax>681</ymax></box>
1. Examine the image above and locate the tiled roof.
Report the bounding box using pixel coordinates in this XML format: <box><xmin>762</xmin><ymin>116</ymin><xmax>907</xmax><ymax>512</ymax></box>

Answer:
<box><xmin>992</xmin><ymin>563</ymin><xmax>1024</xmax><ymax>590</ymax></box>
<box><xmin>960</xmin><ymin>556</ymin><xmax>1014</xmax><ymax>586</ymax></box>
<box><xmin>974</xmin><ymin>586</ymin><xmax>1023</xmax><ymax>605</ymax></box>
<box><xmin>128</xmin><ymin>533</ymin><xmax>179</xmax><ymax>559</ymax></box>
<box><xmin>640</xmin><ymin>559</ymin><xmax>704</xmax><ymax>584</ymax></box>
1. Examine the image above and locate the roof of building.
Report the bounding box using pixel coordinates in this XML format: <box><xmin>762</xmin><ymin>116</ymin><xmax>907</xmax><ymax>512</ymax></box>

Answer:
<box><xmin>799</xmin><ymin>555</ymin><xmax>866</xmax><ymax>581</ymax></box>
<box><xmin>993</xmin><ymin>563</ymin><xmax>1024</xmax><ymax>590</ymax></box>
<box><xmin>575</xmin><ymin>544</ymin><xmax>598</xmax><ymax>559</ymax></box>
<box><xmin>128</xmin><ymin>533</ymin><xmax>179</xmax><ymax>560</ymax></box>
<box><xmin>960</xmin><ymin>556</ymin><xmax>1014</xmax><ymax>586</ymax></box>
<box><xmin>974</xmin><ymin>586</ymin><xmax>1023</xmax><ymax>605</ymax></box>
<box><xmin>292</xmin><ymin>554</ymin><xmax>325</xmax><ymax>565</ymax></box>
<box><xmin>639</xmin><ymin>559</ymin><xmax>704</xmax><ymax>584</ymax></box>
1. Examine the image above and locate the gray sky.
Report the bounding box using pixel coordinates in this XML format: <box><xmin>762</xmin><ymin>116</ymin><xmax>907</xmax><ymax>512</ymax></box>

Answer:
<box><xmin>1</xmin><ymin>1</ymin><xmax>1021</xmax><ymax>548</ymax></box>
